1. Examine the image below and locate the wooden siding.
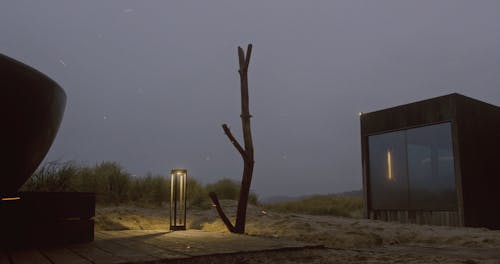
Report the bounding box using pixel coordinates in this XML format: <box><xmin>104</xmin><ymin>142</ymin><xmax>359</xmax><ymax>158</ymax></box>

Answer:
<box><xmin>361</xmin><ymin>93</ymin><xmax>500</xmax><ymax>229</ymax></box>
<box><xmin>370</xmin><ymin>210</ymin><xmax>460</xmax><ymax>227</ymax></box>
<box><xmin>0</xmin><ymin>230</ymin><xmax>321</xmax><ymax>264</ymax></box>
<box><xmin>0</xmin><ymin>192</ymin><xmax>95</xmax><ymax>248</ymax></box>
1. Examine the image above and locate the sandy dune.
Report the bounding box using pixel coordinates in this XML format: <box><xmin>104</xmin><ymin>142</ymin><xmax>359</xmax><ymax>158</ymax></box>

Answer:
<box><xmin>95</xmin><ymin>201</ymin><xmax>500</xmax><ymax>263</ymax></box>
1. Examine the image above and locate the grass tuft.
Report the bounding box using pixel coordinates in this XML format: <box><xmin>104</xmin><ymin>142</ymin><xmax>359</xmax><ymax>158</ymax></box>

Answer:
<box><xmin>264</xmin><ymin>194</ymin><xmax>363</xmax><ymax>218</ymax></box>
<box><xmin>22</xmin><ymin>161</ymin><xmax>258</xmax><ymax>208</ymax></box>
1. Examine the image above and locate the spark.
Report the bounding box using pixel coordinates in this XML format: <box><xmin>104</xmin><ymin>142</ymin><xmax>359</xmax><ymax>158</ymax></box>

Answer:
<box><xmin>123</xmin><ymin>8</ymin><xmax>134</xmax><ymax>13</ymax></box>
<box><xmin>103</xmin><ymin>115</ymin><xmax>108</xmax><ymax>120</ymax></box>
<box><xmin>59</xmin><ymin>59</ymin><xmax>67</xmax><ymax>67</ymax></box>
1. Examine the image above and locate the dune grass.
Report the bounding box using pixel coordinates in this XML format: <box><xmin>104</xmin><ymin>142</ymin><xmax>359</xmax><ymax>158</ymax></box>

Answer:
<box><xmin>22</xmin><ymin>161</ymin><xmax>258</xmax><ymax>209</ymax></box>
<box><xmin>264</xmin><ymin>194</ymin><xmax>363</xmax><ymax>218</ymax></box>
<box><xmin>24</xmin><ymin>161</ymin><xmax>363</xmax><ymax>218</ymax></box>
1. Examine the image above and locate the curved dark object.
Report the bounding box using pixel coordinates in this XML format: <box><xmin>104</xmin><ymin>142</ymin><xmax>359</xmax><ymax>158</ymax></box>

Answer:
<box><xmin>0</xmin><ymin>54</ymin><xmax>66</xmax><ymax>196</ymax></box>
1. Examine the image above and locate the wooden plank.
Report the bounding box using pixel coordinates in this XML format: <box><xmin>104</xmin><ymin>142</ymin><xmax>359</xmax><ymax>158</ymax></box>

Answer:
<box><xmin>95</xmin><ymin>231</ymin><xmax>186</xmax><ymax>260</ymax></box>
<box><xmin>68</xmin><ymin>243</ymin><xmax>126</xmax><ymax>264</ymax></box>
<box><xmin>0</xmin><ymin>252</ymin><xmax>10</xmax><ymax>264</ymax></box>
<box><xmin>3</xmin><ymin>230</ymin><xmax>320</xmax><ymax>264</ymax></box>
<box><xmin>93</xmin><ymin>238</ymin><xmax>157</xmax><ymax>262</ymax></box>
<box><xmin>97</xmin><ymin>230</ymin><xmax>167</xmax><ymax>239</ymax></box>
<box><xmin>99</xmin><ymin>231</ymin><xmax>191</xmax><ymax>259</ymax></box>
<box><xmin>121</xmin><ymin>230</ymin><xmax>203</xmax><ymax>255</ymax></box>
<box><xmin>9</xmin><ymin>250</ymin><xmax>51</xmax><ymax>264</ymax></box>
<box><xmin>124</xmin><ymin>230</ymin><xmax>312</xmax><ymax>257</ymax></box>
<box><xmin>109</xmin><ymin>230</ymin><xmax>210</xmax><ymax>256</ymax></box>
<box><xmin>41</xmin><ymin>247</ymin><xmax>92</xmax><ymax>264</ymax></box>
<box><xmin>93</xmin><ymin>230</ymin><xmax>320</xmax><ymax>262</ymax></box>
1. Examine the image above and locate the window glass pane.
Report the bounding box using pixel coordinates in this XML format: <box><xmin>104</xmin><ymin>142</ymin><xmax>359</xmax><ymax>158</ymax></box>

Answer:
<box><xmin>406</xmin><ymin>122</ymin><xmax>457</xmax><ymax>210</ymax></box>
<box><xmin>368</xmin><ymin>122</ymin><xmax>457</xmax><ymax>211</ymax></box>
<box><xmin>368</xmin><ymin>131</ymin><xmax>409</xmax><ymax>209</ymax></box>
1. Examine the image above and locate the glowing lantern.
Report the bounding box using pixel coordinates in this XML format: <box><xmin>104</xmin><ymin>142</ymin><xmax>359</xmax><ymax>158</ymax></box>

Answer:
<box><xmin>170</xmin><ymin>169</ymin><xmax>187</xmax><ymax>231</ymax></box>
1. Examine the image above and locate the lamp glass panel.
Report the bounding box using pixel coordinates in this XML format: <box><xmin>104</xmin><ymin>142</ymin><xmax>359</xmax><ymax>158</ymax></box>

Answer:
<box><xmin>171</xmin><ymin>170</ymin><xmax>186</xmax><ymax>227</ymax></box>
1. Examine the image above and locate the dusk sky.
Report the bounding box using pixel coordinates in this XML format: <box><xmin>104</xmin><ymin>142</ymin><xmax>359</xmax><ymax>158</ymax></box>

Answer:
<box><xmin>1</xmin><ymin>1</ymin><xmax>499</xmax><ymax>198</ymax></box>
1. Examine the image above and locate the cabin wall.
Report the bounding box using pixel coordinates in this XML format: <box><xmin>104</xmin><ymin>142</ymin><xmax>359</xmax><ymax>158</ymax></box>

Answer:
<box><xmin>371</xmin><ymin>210</ymin><xmax>461</xmax><ymax>226</ymax></box>
<box><xmin>360</xmin><ymin>95</ymin><xmax>455</xmax><ymax>135</ymax></box>
<box><xmin>361</xmin><ymin>94</ymin><xmax>500</xmax><ymax>229</ymax></box>
<box><xmin>455</xmin><ymin>96</ymin><xmax>500</xmax><ymax>229</ymax></box>
<box><xmin>361</xmin><ymin>94</ymin><xmax>463</xmax><ymax>227</ymax></box>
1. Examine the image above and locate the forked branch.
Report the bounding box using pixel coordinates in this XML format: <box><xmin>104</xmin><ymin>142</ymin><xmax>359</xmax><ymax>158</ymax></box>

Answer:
<box><xmin>208</xmin><ymin>192</ymin><xmax>236</xmax><ymax>233</ymax></box>
<box><xmin>222</xmin><ymin>124</ymin><xmax>247</xmax><ymax>161</ymax></box>
<box><xmin>211</xmin><ymin>44</ymin><xmax>255</xmax><ymax>234</ymax></box>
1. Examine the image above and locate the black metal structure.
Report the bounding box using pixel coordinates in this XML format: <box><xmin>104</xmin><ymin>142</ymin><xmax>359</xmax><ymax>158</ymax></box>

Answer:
<box><xmin>170</xmin><ymin>169</ymin><xmax>187</xmax><ymax>231</ymax></box>
<box><xmin>1</xmin><ymin>192</ymin><xmax>95</xmax><ymax>248</ymax></box>
<box><xmin>0</xmin><ymin>54</ymin><xmax>95</xmax><ymax>247</ymax></box>
<box><xmin>0</xmin><ymin>53</ymin><xmax>66</xmax><ymax>197</ymax></box>
<box><xmin>360</xmin><ymin>93</ymin><xmax>500</xmax><ymax>229</ymax></box>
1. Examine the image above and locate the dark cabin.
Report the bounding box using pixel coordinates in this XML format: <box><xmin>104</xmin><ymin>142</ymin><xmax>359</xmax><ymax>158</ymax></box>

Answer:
<box><xmin>360</xmin><ymin>93</ymin><xmax>500</xmax><ymax>229</ymax></box>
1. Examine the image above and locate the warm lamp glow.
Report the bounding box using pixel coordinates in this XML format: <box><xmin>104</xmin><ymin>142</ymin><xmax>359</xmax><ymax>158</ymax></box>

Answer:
<box><xmin>1</xmin><ymin>197</ymin><xmax>21</xmax><ymax>201</ymax></box>
<box><xmin>170</xmin><ymin>169</ymin><xmax>187</xmax><ymax>231</ymax></box>
<box><xmin>387</xmin><ymin>150</ymin><xmax>393</xmax><ymax>181</ymax></box>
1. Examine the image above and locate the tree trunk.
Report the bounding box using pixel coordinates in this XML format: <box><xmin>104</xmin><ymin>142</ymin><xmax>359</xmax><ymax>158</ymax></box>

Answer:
<box><xmin>209</xmin><ymin>44</ymin><xmax>254</xmax><ymax>234</ymax></box>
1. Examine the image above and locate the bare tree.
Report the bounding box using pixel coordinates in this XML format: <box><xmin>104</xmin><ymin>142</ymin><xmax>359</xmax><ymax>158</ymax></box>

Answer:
<box><xmin>209</xmin><ymin>44</ymin><xmax>254</xmax><ymax>234</ymax></box>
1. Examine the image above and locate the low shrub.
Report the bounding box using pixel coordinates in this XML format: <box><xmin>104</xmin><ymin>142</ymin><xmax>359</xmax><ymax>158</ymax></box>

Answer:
<box><xmin>186</xmin><ymin>177</ymin><xmax>211</xmax><ymax>209</ymax></box>
<box><xmin>21</xmin><ymin>161</ymin><xmax>257</xmax><ymax>207</ymax></box>
<box><xmin>264</xmin><ymin>194</ymin><xmax>363</xmax><ymax>218</ymax></box>
<box><xmin>206</xmin><ymin>178</ymin><xmax>259</xmax><ymax>205</ymax></box>
<box><xmin>129</xmin><ymin>173</ymin><xmax>169</xmax><ymax>206</ymax></box>
<box><xmin>24</xmin><ymin>162</ymin><xmax>363</xmax><ymax>218</ymax></box>
<box><xmin>23</xmin><ymin>161</ymin><xmax>79</xmax><ymax>192</ymax></box>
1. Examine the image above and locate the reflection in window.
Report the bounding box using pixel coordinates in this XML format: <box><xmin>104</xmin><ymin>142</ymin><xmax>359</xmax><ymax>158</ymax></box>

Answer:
<box><xmin>387</xmin><ymin>149</ymin><xmax>393</xmax><ymax>181</ymax></box>
<box><xmin>407</xmin><ymin>123</ymin><xmax>457</xmax><ymax>210</ymax></box>
<box><xmin>368</xmin><ymin>131</ymin><xmax>408</xmax><ymax>210</ymax></box>
<box><xmin>368</xmin><ymin>122</ymin><xmax>457</xmax><ymax>210</ymax></box>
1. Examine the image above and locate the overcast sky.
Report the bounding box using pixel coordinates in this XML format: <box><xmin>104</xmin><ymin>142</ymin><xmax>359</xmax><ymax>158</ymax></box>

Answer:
<box><xmin>1</xmin><ymin>1</ymin><xmax>499</xmax><ymax>198</ymax></box>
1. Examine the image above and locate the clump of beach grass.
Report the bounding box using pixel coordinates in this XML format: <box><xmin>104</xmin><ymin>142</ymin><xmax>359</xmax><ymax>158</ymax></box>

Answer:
<box><xmin>264</xmin><ymin>194</ymin><xmax>363</xmax><ymax>218</ymax></box>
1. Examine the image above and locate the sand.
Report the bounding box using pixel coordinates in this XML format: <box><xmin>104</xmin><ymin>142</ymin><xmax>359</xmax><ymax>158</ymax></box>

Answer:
<box><xmin>95</xmin><ymin>201</ymin><xmax>500</xmax><ymax>263</ymax></box>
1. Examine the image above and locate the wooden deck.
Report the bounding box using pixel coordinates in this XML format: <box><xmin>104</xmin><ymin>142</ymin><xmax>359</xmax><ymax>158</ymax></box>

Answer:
<box><xmin>0</xmin><ymin>230</ymin><xmax>321</xmax><ymax>264</ymax></box>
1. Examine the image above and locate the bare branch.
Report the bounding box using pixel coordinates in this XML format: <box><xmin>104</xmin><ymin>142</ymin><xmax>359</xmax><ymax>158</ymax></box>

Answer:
<box><xmin>213</xmin><ymin>43</ymin><xmax>255</xmax><ymax>234</ymax></box>
<box><xmin>244</xmin><ymin>44</ymin><xmax>252</xmax><ymax>70</ymax></box>
<box><xmin>222</xmin><ymin>124</ymin><xmax>247</xmax><ymax>161</ymax></box>
<box><xmin>209</xmin><ymin>192</ymin><xmax>236</xmax><ymax>233</ymax></box>
<box><xmin>237</xmin><ymin>46</ymin><xmax>245</xmax><ymax>71</ymax></box>
<box><xmin>234</xmin><ymin>43</ymin><xmax>255</xmax><ymax>233</ymax></box>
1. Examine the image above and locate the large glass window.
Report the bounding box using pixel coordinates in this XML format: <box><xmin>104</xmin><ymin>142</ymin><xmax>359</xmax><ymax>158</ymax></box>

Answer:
<box><xmin>368</xmin><ymin>130</ymin><xmax>409</xmax><ymax>209</ymax></box>
<box><xmin>368</xmin><ymin>122</ymin><xmax>457</xmax><ymax>210</ymax></box>
<box><xmin>406</xmin><ymin>123</ymin><xmax>457</xmax><ymax>210</ymax></box>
